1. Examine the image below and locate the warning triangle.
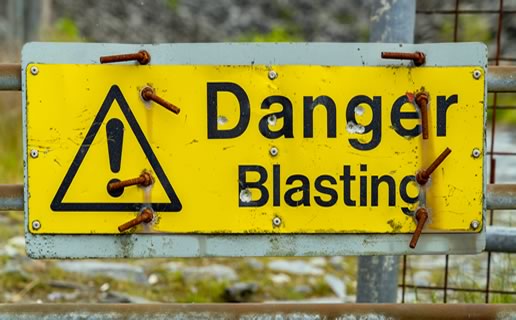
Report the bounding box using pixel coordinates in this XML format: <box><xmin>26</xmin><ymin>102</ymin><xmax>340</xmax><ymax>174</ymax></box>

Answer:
<box><xmin>51</xmin><ymin>85</ymin><xmax>182</xmax><ymax>212</ymax></box>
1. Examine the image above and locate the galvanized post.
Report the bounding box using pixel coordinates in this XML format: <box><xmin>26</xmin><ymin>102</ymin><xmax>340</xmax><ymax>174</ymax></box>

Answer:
<box><xmin>356</xmin><ymin>0</ymin><xmax>416</xmax><ymax>303</ymax></box>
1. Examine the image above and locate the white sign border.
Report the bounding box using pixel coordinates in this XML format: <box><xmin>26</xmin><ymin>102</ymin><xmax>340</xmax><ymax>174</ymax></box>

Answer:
<box><xmin>22</xmin><ymin>42</ymin><xmax>487</xmax><ymax>258</ymax></box>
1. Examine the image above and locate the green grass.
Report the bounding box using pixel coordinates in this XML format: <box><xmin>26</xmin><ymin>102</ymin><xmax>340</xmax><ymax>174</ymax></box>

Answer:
<box><xmin>0</xmin><ymin>93</ymin><xmax>22</xmax><ymax>183</ymax></box>
<box><xmin>487</xmin><ymin>93</ymin><xmax>516</xmax><ymax>125</ymax></box>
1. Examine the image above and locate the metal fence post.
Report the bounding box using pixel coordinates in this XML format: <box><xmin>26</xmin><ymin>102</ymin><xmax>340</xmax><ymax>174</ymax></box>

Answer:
<box><xmin>356</xmin><ymin>0</ymin><xmax>416</xmax><ymax>303</ymax></box>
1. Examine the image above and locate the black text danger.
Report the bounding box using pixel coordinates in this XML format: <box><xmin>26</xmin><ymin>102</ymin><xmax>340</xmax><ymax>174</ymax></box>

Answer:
<box><xmin>207</xmin><ymin>82</ymin><xmax>458</xmax><ymax>150</ymax></box>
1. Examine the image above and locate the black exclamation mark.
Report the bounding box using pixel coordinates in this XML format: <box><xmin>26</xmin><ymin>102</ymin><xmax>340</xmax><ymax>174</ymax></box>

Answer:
<box><xmin>106</xmin><ymin>118</ymin><xmax>124</xmax><ymax>197</ymax></box>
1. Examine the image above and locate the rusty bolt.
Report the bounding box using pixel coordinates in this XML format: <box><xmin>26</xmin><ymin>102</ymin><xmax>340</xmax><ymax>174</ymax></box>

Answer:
<box><xmin>409</xmin><ymin>208</ymin><xmax>428</xmax><ymax>249</ymax></box>
<box><xmin>415</xmin><ymin>91</ymin><xmax>429</xmax><ymax>140</ymax></box>
<box><xmin>100</xmin><ymin>50</ymin><xmax>150</xmax><ymax>65</ymax></box>
<box><xmin>118</xmin><ymin>208</ymin><xmax>154</xmax><ymax>232</ymax></box>
<box><xmin>416</xmin><ymin>147</ymin><xmax>452</xmax><ymax>185</ymax></box>
<box><xmin>141</xmin><ymin>86</ymin><xmax>181</xmax><ymax>115</ymax></box>
<box><xmin>381</xmin><ymin>51</ymin><xmax>426</xmax><ymax>66</ymax></box>
<box><xmin>108</xmin><ymin>172</ymin><xmax>154</xmax><ymax>193</ymax></box>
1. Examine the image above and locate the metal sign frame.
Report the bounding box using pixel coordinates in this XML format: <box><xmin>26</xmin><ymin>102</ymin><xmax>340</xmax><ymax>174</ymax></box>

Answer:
<box><xmin>22</xmin><ymin>42</ymin><xmax>487</xmax><ymax>258</ymax></box>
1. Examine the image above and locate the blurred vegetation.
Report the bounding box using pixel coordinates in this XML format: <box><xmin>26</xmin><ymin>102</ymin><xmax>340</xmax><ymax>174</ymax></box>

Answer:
<box><xmin>487</xmin><ymin>93</ymin><xmax>516</xmax><ymax>125</ymax></box>
<box><xmin>0</xmin><ymin>93</ymin><xmax>22</xmax><ymax>183</ymax></box>
<box><xmin>167</xmin><ymin>0</ymin><xmax>180</xmax><ymax>10</ymax></box>
<box><xmin>43</xmin><ymin>17</ymin><xmax>82</xmax><ymax>42</ymax></box>
<box><xmin>0</xmin><ymin>3</ymin><xmax>514</xmax><ymax>304</ymax></box>
<box><xmin>439</xmin><ymin>15</ymin><xmax>491</xmax><ymax>43</ymax></box>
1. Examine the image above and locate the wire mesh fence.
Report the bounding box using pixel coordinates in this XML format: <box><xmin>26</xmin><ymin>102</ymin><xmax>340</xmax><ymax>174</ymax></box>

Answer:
<box><xmin>400</xmin><ymin>0</ymin><xmax>516</xmax><ymax>303</ymax></box>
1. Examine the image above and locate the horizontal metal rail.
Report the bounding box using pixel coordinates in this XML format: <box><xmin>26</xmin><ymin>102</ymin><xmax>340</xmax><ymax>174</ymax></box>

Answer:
<box><xmin>486</xmin><ymin>184</ymin><xmax>516</xmax><ymax>209</ymax></box>
<box><xmin>487</xmin><ymin>65</ymin><xmax>516</xmax><ymax>92</ymax></box>
<box><xmin>0</xmin><ymin>303</ymin><xmax>514</xmax><ymax>320</ymax></box>
<box><xmin>486</xmin><ymin>226</ymin><xmax>516</xmax><ymax>253</ymax></box>
<box><xmin>2</xmin><ymin>184</ymin><xmax>514</xmax><ymax>211</ymax></box>
<box><xmin>0</xmin><ymin>64</ymin><xmax>21</xmax><ymax>91</ymax></box>
<box><xmin>1</xmin><ymin>183</ymin><xmax>515</xmax><ymax>253</ymax></box>
<box><xmin>0</xmin><ymin>184</ymin><xmax>22</xmax><ymax>211</ymax></box>
<box><xmin>0</xmin><ymin>64</ymin><xmax>514</xmax><ymax>92</ymax></box>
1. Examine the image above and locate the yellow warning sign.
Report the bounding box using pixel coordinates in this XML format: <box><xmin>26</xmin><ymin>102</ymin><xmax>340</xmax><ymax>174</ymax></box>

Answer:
<box><xmin>26</xmin><ymin>64</ymin><xmax>484</xmax><ymax>234</ymax></box>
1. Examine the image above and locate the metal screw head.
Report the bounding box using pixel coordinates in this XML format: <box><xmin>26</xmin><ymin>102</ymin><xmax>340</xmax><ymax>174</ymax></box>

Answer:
<box><xmin>239</xmin><ymin>189</ymin><xmax>252</xmax><ymax>203</ymax></box>
<box><xmin>269</xmin><ymin>146</ymin><xmax>279</xmax><ymax>157</ymax></box>
<box><xmin>30</xmin><ymin>66</ymin><xmax>39</xmax><ymax>75</ymax></box>
<box><xmin>470</xmin><ymin>220</ymin><xmax>480</xmax><ymax>230</ymax></box>
<box><xmin>268</xmin><ymin>70</ymin><xmax>278</xmax><ymax>80</ymax></box>
<box><xmin>30</xmin><ymin>149</ymin><xmax>39</xmax><ymax>158</ymax></box>
<box><xmin>272</xmin><ymin>216</ymin><xmax>282</xmax><ymax>227</ymax></box>
<box><xmin>472</xmin><ymin>70</ymin><xmax>482</xmax><ymax>80</ymax></box>
<box><xmin>472</xmin><ymin>148</ymin><xmax>481</xmax><ymax>158</ymax></box>
<box><xmin>32</xmin><ymin>220</ymin><xmax>41</xmax><ymax>230</ymax></box>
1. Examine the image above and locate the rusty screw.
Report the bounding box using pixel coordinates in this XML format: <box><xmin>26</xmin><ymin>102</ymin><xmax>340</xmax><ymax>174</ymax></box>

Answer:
<box><xmin>415</xmin><ymin>91</ymin><xmax>429</xmax><ymax>139</ymax></box>
<box><xmin>381</xmin><ymin>51</ymin><xmax>426</xmax><ymax>66</ymax></box>
<box><xmin>409</xmin><ymin>208</ymin><xmax>428</xmax><ymax>249</ymax></box>
<box><xmin>108</xmin><ymin>172</ymin><xmax>153</xmax><ymax>193</ymax></box>
<box><xmin>141</xmin><ymin>86</ymin><xmax>181</xmax><ymax>115</ymax></box>
<box><xmin>118</xmin><ymin>208</ymin><xmax>154</xmax><ymax>232</ymax></box>
<box><xmin>416</xmin><ymin>147</ymin><xmax>452</xmax><ymax>185</ymax></box>
<box><xmin>100</xmin><ymin>50</ymin><xmax>150</xmax><ymax>65</ymax></box>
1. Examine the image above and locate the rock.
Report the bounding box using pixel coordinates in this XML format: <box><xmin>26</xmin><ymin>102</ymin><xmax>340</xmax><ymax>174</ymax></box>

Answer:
<box><xmin>182</xmin><ymin>264</ymin><xmax>238</xmax><ymax>282</ymax></box>
<box><xmin>309</xmin><ymin>257</ymin><xmax>327</xmax><ymax>267</ymax></box>
<box><xmin>8</xmin><ymin>236</ymin><xmax>25</xmax><ymax>247</ymax></box>
<box><xmin>245</xmin><ymin>258</ymin><xmax>264</xmax><ymax>271</ymax></box>
<box><xmin>2</xmin><ymin>236</ymin><xmax>26</xmax><ymax>257</ymax></box>
<box><xmin>270</xmin><ymin>273</ymin><xmax>291</xmax><ymax>285</ymax></box>
<box><xmin>99</xmin><ymin>283</ymin><xmax>110</xmax><ymax>292</ymax></box>
<box><xmin>51</xmin><ymin>1</ymin><xmax>376</xmax><ymax>44</ymax></box>
<box><xmin>329</xmin><ymin>256</ymin><xmax>345</xmax><ymax>269</ymax></box>
<box><xmin>147</xmin><ymin>273</ymin><xmax>159</xmax><ymax>285</ymax></box>
<box><xmin>2</xmin><ymin>245</ymin><xmax>18</xmax><ymax>257</ymax></box>
<box><xmin>223</xmin><ymin>282</ymin><xmax>258</xmax><ymax>302</ymax></box>
<box><xmin>48</xmin><ymin>280</ymin><xmax>87</xmax><ymax>291</ymax></box>
<box><xmin>294</xmin><ymin>284</ymin><xmax>312</xmax><ymax>295</ymax></box>
<box><xmin>0</xmin><ymin>260</ymin><xmax>31</xmax><ymax>280</ymax></box>
<box><xmin>47</xmin><ymin>291</ymin><xmax>80</xmax><ymax>302</ymax></box>
<box><xmin>268</xmin><ymin>260</ymin><xmax>324</xmax><ymax>276</ymax></box>
<box><xmin>302</xmin><ymin>297</ymin><xmax>344</xmax><ymax>303</ymax></box>
<box><xmin>99</xmin><ymin>291</ymin><xmax>154</xmax><ymax>304</ymax></box>
<box><xmin>163</xmin><ymin>262</ymin><xmax>183</xmax><ymax>273</ymax></box>
<box><xmin>56</xmin><ymin>261</ymin><xmax>146</xmax><ymax>283</ymax></box>
<box><xmin>324</xmin><ymin>274</ymin><xmax>346</xmax><ymax>299</ymax></box>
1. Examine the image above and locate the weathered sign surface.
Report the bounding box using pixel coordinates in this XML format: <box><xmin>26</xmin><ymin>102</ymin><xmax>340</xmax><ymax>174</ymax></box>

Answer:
<box><xmin>23</xmin><ymin>42</ymin><xmax>486</xmax><ymax>257</ymax></box>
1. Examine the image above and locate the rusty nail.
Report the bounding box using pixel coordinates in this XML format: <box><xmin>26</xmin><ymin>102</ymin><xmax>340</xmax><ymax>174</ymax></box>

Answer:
<box><xmin>108</xmin><ymin>172</ymin><xmax>154</xmax><ymax>192</ymax></box>
<box><xmin>100</xmin><ymin>50</ymin><xmax>150</xmax><ymax>65</ymax></box>
<box><xmin>118</xmin><ymin>208</ymin><xmax>154</xmax><ymax>232</ymax></box>
<box><xmin>415</xmin><ymin>91</ymin><xmax>429</xmax><ymax>139</ymax></box>
<box><xmin>141</xmin><ymin>86</ymin><xmax>181</xmax><ymax>115</ymax></box>
<box><xmin>416</xmin><ymin>147</ymin><xmax>452</xmax><ymax>185</ymax></box>
<box><xmin>409</xmin><ymin>208</ymin><xmax>428</xmax><ymax>249</ymax></box>
<box><xmin>381</xmin><ymin>51</ymin><xmax>426</xmax><ymax>66</ymax></box>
